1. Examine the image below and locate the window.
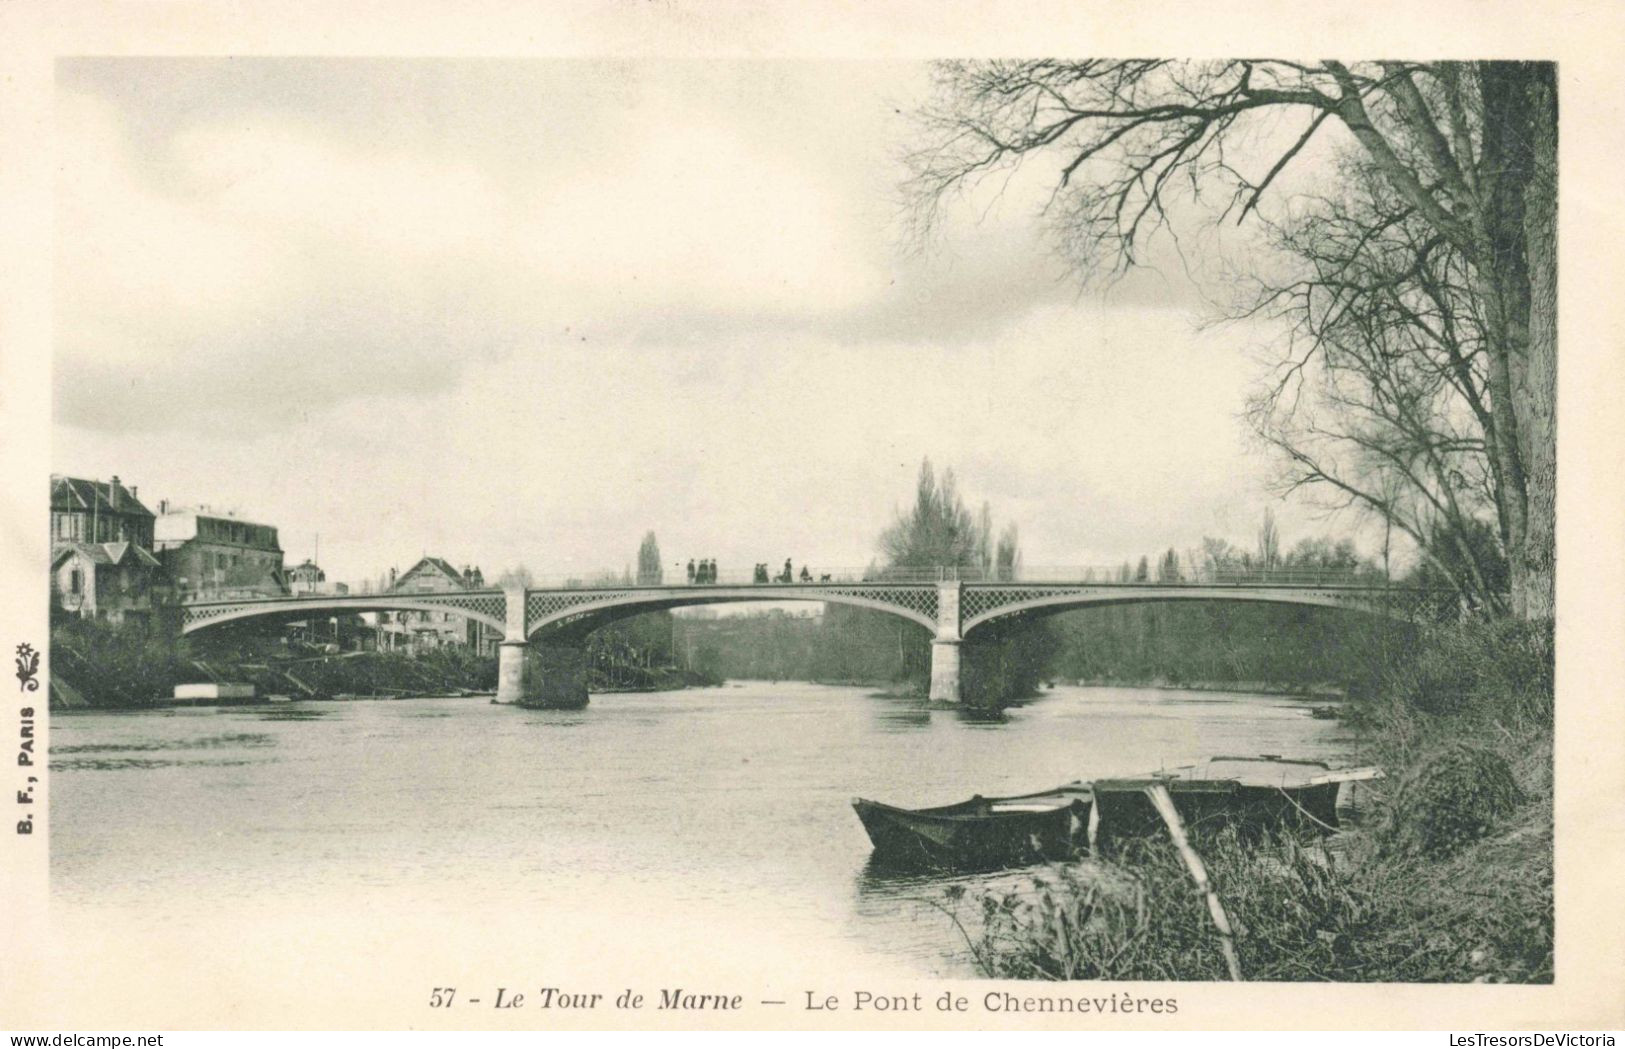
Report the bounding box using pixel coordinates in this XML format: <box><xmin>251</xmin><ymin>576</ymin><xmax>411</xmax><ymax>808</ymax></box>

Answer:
<box><xmin>69</xmin><ymin>567</ymin><xmax>83</xmax><ymax>595</ymax></box>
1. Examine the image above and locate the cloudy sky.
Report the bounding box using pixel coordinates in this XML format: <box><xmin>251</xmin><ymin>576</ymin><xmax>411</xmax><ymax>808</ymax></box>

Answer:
<box><xmin>53</xmin><ymin>57</ymin><xmax>1350</xmax><ymax>585</ymax></box>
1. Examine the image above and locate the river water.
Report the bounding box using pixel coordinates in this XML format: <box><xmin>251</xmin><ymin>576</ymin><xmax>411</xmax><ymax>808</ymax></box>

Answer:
<box><xmin>48</xmin><ymin>683</ymin><xmax>1353</xmax><ymax>986</ymax></box>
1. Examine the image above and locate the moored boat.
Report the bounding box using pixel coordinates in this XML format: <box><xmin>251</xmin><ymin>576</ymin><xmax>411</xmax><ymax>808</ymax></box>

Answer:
<box><xmin>1091</xmin><ymin>755</ymin><xmax>1379</xmax><ymax>845</ymax></box>
<box><xmin>852</xmin><ymin>784</ymin><xmax>1092</xmax><ymax>868</ymax></box>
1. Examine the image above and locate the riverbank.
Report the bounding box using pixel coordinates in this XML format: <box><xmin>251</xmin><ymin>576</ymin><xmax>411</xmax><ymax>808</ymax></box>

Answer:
<box><xmin>1057</xmin><ymin>676</ymin><xmax>1347</xmax><ymax>698</ymax></box>
<box><xmin>48</xmin><ymin>619</ymin><xmax>719</xmax><ymax>709</ymax></box>
<box><xmin>957</xmin><ymin>618</ymin><xmax>1554</xmax><ymax>983</ymax></box>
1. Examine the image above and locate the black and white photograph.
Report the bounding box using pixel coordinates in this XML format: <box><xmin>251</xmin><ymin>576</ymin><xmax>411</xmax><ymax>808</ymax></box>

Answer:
<box><xmin>2</xmin><ymin>1</ymin><xmax>1622</xmax><ymax>1035</ymax></box>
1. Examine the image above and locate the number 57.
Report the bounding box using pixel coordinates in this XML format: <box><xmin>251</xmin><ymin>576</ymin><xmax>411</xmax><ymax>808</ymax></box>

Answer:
<box><xmin>430</xmin><ymin>987</ymin><xmax>456</xmax><ymax>1008</ymax></box>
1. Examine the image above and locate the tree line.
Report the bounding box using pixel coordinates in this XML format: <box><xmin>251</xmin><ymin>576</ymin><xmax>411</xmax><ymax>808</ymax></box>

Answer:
<box><xmin>671</xmin><ymin>482</ymin><xmax>1402</xmax><ymax>700</ymax></box>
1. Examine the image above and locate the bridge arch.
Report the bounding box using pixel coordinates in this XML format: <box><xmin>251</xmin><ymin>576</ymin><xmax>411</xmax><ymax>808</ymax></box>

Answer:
<box><xmin>525</xmin><ymin>585</ymin><xmax>938</xmax><ymax>639</ymax></box>
<box><xmin>959</xmin><ymin>585</ymin><xmax>1420</xmax><ymax>639</ymax></box>
<box><xmin>181</xmin><ymin>594</ymin><xmax>508</xmax><ymax>637</ymax></box>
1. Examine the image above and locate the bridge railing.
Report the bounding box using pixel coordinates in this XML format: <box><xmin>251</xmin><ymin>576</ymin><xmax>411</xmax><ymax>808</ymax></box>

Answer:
<box><xmin>181</xmin><ymin>564</ymin><xmax>1401</xmax><ymax>604</ymax></box>
<box><xmin>458</xmin><ymin>565</ymin><xmax>1391</xmax><ymax>590</ymax></box>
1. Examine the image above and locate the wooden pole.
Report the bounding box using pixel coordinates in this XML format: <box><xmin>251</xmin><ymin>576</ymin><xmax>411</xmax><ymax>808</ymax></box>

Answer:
<box><xmin>1144</xmin><ymin>783</ymin><xmax>1243</xmax><ymax>981</ymax></box>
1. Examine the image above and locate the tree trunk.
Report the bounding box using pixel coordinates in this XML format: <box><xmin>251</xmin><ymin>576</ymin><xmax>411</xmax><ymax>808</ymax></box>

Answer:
<box><xmin>1520</xmin><ymin>66</ymin><xmax>1559</xmax><ymax>620</ymax></box>
<box><xmin>1477</xmin><ymin>61</ymin><xmax>1557</xmax><ymax>620</ymax></box>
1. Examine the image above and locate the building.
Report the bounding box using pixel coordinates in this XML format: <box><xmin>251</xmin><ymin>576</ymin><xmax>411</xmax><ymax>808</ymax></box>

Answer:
<box><xmin>379</xmin><ymin>556</ymin><xmax>498</xmax><ymax>655</ymax></box>
<box><xmin>50</xmin><ymin>540</ymin><xmax>169</xmax><ymax>627</ymax></box>
<box><xmin>51</xmin><ymin>474</ymin><xmax>155</xmax><ymax>547</ymax></box>
<box><xmin>154</xmin><ymin>504</ymin><xmax>288</xmax><ymax>601</ymax></box>
<box><xmin>289</xmin><ymin>558</ymin><xmax>348</xmax><ymax>597</ymax></box>
<box><xmin>49</xmin><ymin>475</ymin><xmax>170</xmax><ymax>627</ymax></box>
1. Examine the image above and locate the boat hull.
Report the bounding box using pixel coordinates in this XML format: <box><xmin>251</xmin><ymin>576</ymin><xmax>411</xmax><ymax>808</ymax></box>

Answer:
<box><xmin>853</xmin><ymin>790</ymin><xmax>1091</xmax><ymax>869</ymax></box>
<box><xmin>1092</xmin><ymin>757</ymin><xmax>1343</xmax><ymax>845</ymax></box>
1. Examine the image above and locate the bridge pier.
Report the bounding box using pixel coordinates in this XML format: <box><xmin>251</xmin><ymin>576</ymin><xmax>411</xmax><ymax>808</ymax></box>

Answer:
<box><xmin>490</xmin><ymin>585</ymin><xmax>590</xmax><ymax>708</ymax></box>
<box><xmin>928</xmin><ymin>581</ymin><xmax>963</xmax><ymax>705</ymax></box>
<box><xmin>928</xmin><ymin>640</ymin><xmax>962</xmax><ymax>704</ymax></box>
<box><xmin>492</xmin><ymin>585</ymin><xmax>531</xmax><ymax>705</ymax></box>
<box><xmin>494</xmin><ymin>641</ymin><xmax>529</xmax><ymax>705</ymax></box>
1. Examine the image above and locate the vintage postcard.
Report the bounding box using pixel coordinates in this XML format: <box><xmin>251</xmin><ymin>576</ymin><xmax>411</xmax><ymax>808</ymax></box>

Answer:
<box><xmin>2</xmin><ymin>0</ymin><xmax>1622</xmax><ymax>1033</ymax></box>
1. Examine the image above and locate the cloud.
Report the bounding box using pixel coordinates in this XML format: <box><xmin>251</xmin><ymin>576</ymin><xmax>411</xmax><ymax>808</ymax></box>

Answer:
<box><xmin>51</xmin><ymin>59</ymin><xmax>1364</xmax><ymax>582</ymax></box>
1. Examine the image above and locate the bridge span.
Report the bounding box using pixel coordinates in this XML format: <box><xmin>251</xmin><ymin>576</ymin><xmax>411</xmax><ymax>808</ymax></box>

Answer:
<box><xmin>181</xmin><ymin>572</ymin><xmax>1448</xmax><ymax>707</ymax></box>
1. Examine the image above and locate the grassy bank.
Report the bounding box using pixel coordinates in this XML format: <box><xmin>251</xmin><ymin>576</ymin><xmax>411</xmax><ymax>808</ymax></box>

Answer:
<box><xmin>952</xmin><ymin>617</ymin><xmax>1554</xmax><ymax>983</ymax></box>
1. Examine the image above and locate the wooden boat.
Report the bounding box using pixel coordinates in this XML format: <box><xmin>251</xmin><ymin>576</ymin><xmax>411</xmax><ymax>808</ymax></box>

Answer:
<box><xmin>853</xmin><ymin>784</ymin><xmax>1092</xmax><ymax>868</ymax></box>
<box><xmin>1091</xmin><ymin>756</ymin><xmax>1380</xmax><ymax>845</ymax></box>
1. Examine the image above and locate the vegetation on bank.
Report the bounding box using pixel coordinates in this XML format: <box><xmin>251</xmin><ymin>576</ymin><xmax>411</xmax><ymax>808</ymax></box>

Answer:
<box><xmin>950</xmin><ymin>617</ymin><xmax>1554</xmax><ymax>983</ymax></box>
<box><xmin>48</xmin><ymin>616</ymin><xmax>501</xmax><ymax>707</ymax></box>
<box><xmin>48</xmin><ymin>614</ymin><xmax>717</xmax><ymax>708</ymax></box>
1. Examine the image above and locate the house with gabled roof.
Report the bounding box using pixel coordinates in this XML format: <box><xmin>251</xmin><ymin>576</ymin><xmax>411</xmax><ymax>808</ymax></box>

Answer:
<box><xmin>380</xmin><ymin>556</ymin><xmax>496</xmax><ymax>655</ymax></box>
<box><xmin>51</xmin><ymin>474</ymin><xmax>155</xmax><ymax>548</ymax></box>
<box><xmin>50</xmin><ymin>474</ymin><xmax>170</xmax><ymax>627</ymax></box>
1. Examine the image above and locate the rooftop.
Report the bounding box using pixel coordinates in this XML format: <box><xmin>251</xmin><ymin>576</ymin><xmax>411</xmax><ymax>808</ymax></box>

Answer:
<box><xmin>50</xmin><ymin>475</ymin><xmax>154</xmax><ymax>519</ymax></box>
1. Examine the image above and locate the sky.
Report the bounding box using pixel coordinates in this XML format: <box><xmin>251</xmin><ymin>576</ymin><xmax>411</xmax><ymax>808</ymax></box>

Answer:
<box><xmin>52</xmin><ymin>57</ymin><xmax>1367</xmax><ymax>586</ymax></box>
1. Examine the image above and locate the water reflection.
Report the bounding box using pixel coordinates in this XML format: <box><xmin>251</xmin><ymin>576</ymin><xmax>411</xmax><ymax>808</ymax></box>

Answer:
<box><xmin>54</xmin><ymin>732</ymin><xmax>274</xmax><ymax>753</ymax></box>
<box><xmin>869</xmin><ymin>705</ymin><xmax>932</xmax><ymax>731</ymax></box>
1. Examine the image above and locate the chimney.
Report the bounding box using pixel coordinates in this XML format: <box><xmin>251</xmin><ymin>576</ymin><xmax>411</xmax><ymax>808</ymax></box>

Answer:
<box><xmin>109</xmin><ymin>476</ymin><xmax>121</xmax><ymax>509</ymax></box>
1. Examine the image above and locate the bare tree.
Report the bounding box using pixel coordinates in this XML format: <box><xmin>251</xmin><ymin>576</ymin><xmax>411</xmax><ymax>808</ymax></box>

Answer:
<box><xmin>1241</xmin><ymin>153</ymin><xmax>1509</xmax><ymax>610</ymax></box>
<box><xmin>907</xmin><ymin>60</ymin><xmax>1555</xmax><ymax>618</ymax></box>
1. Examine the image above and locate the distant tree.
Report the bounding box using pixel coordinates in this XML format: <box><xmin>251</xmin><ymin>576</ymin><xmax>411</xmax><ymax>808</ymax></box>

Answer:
<box><xmin>636</xmin><ymin>532</ymin><xmax>663</xmax><ymax>586</ymax></box>
<box><xmin>497</xmin><ymin>565</ymin><xmax>534</xmax><ymax>589</ymax></box>
<box><xmin>877</xmin><ymin>458</ymin><xmax>1049</xmax><ymax>703</ymax></box>
<box><xmin>1156</xmin><ymin>548</ymin><xmax>1183</xmax><ymax>583</ymax></box>
<box><xmin>1256</xmin><ymin>508</ymin><xmax>1282</xmax><ymax>571</ymax></box>
<box><xmin>1134</xmin><ymin>556</ymin><xmax>1150</xmax><ymax>582</ymax></box>
<box><xmin>1282</xmin><ymin>537</ymin><xmax>1367</xmax><ymax>575</ymax></box>
<box><xmin>994</xmin><ymin>524</ymin><xmax>1020</xmax><ymax>582</ymax></box>
<box><xmin>880</xmin><ymin>459</ymin><xmax>981</xmax><ymax>570</ymax></box>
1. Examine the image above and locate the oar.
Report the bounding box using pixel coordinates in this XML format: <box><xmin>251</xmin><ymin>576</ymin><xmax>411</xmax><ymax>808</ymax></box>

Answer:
<box><xmin>1144</xmin><ymin>783</ymin><xmax>1243</xmax><ymax>981</ymax></box>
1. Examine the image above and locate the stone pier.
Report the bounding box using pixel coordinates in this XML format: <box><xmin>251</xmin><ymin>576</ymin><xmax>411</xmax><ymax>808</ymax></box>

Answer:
<box><xmin>492</xmin><ymin>584</ymin><xmax>531</xmax><ymax>705</ymax></box>
<box><xmin>494</xmin><ymin>640</ymin><xmax>529</xmax><ymax>705</ymax></box>
<box><xmin>928</xmin><ymin>580</ymin><xmax>963</xmax><ymax>705</ymax></box>
<box><xmin>491</xmin><ymin>584</ymin><xmax>589</xmax><ymax>708</ymax></box>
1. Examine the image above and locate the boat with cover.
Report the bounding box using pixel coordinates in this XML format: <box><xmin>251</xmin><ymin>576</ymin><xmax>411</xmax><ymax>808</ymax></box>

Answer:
<box><xmin>852</xmin><ymin>783</ymin><xmax>1092</xmax><ymax>868</ymax></box>
<box><xmin>1090</xmin><ymin>755</ymin><xmax>1380</xmax><ymax>845</ymax></box>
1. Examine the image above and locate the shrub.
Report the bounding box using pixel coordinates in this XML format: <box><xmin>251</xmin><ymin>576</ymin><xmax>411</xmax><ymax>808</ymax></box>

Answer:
<box><xmin>954</xmin><ymin>814</ymin><xmax>1551</xmax><ymax>983</ymax></box>
<box><xmin>1377</xmin><ymin>618</ymin><xmax>1553</xmax><ymax>726</ymax></box>
<box><xmin>1379</xmin><ymin>742</ymin><xmax>1526</xmax><ymax>858</ymax></box>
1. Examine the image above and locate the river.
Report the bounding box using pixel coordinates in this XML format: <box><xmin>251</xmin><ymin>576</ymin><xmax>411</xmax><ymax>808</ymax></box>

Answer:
<box><xmin>49</xmin><ymin>682</ymin><xmax>1353</xmax><ymax>986</ymax></box>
